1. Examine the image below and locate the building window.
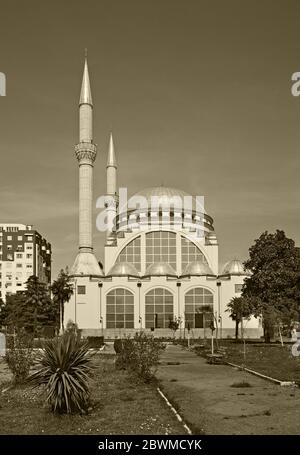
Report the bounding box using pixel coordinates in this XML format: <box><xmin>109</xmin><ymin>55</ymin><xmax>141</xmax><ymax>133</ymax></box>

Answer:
<box><xmin>26</xmin><ymin>264</ymin><xmax>32</xmax><ymax>269</ymax></box>
<box><xmin>26</xmin><ymin>254</ymin><xmax>32</xmax><ymax>259</ymax></box>
<box><xmin>145</xmin><ymin>288</ymin><xmax>174</xmax><ymax>329</ymax></box>
<box><xmin>106</xmin><ymin>288</ymin><xmax>134</xmax><ymax>329</ymax></box>
<box><xmin>7</xmin><ymin>245</ymin><xmax>12</xmax><ymax>251</ymax></box>
<box><xmin>77</xmin><ymin>285</ymin><xmax>86</xmax><ymax>295</ymax></box>
<box><xmin>181</xmin><ymin>236</ymin><xmax>207</xmax><ymax>271</ymax></box>
<box><xmin>17</xmin><ymin>236</ymin><xmax>22</xmax><ymax>241</ymax></box>
<box><xmin>146</xmin><ymin>231</ymin><xmax>176</xmax><ymax>269</ymax></box>
<box><xmin>7</xmin><ymin>236</ymin><xmax>12</xmax><ymax>241</ymax></box>
<box><xmin>26</xmin><ymin>245</ymin><xmax>33</xmax><ymax>250</ymax></box>
<box><xmin>7</xmin><ymin>254</ymin><xmax>13</xmax><ymax>260</ymax></box>
<box><xmin>16</xmin><ymin>264</ymin><xmax>23</xmax><ymax>268</ymax></box>
<box><xmin>184</xmin><ymin>287</ymin><xmax>214</xmax><ymax>329</ymax></box>
<box><xmin>16</xmin><ymin>253</ymin><xmax>23</xmax><ymax>258</ymax></box>
<box><xmin>235</xmin><ymin>284</ymin><xmax>243</xmax><ymax>293</ymax></box>
<box><xmin>117</xmin><ymin>236</ymin><xmax>141</xmax><ymax>271</ymax></box>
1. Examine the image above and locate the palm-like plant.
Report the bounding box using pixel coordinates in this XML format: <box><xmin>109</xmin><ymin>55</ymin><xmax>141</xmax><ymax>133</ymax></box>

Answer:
<box><xmin>28</xmin><ymin>333</ymin><xmax>93</xmax><ymax>413</ymax></box>
<box><xmin>51</xmin><ymin>268</ymin><xmax>73</xmax><ymax>334</ymax></box>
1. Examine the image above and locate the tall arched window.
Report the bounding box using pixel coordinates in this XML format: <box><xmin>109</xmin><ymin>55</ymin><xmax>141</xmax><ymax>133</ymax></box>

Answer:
<box><xmin>181</xmin><ymin>236</ymin><xmax>207</xmax><ymax>270</ymax></box>
<box><xmin>117</xmin><ymin>236</ymin><xmax>141</xmax><ymax>271</ymax></box>
<box><xmin>146</xmin><ymin>232</ymin><xmax>176</xmax><ymax>269</ymax></box>
<box><xmin>184</xmin><ymin>287</ymin><xmax>213</xmax><ymax>329</ymax></box>
<box><xmin>106</xmin><ymin>288</ymin><xmax>134</xmax><ymax>329</ymax></box>
<box><xmin>145</xmin><ymin>288</ymin><xmax>173</xmax><ymax>329</ymax></box>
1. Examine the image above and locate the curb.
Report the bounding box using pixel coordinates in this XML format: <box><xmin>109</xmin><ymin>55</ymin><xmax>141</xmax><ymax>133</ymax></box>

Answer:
<box><xmin>226</xmin><ymin>361</ymin><xmax>296</xmax><ymax>387</ymax></box>
<box><xmin>157</xmin><ymin>387</ymin><xmax>193</xmax><ymax>435</ymax></box>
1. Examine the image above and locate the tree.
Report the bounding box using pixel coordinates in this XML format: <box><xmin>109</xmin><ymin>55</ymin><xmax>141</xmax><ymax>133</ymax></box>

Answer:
<box><xmin>0</xmin><ymin>298</ymin><xmax>7</xmax><ymax>329</ymax></box>
<box><xmin>51</xmin><ymin>269</ymin><xmax>74</xmax><ymax>333</ymax></box>
<box><xmin>226</xmin><ymin>296</ymin><xmax>252</xmax><ymax>341</ymax></box>
<box><xmin>168</xmin><ymin>317</ymin><xmax>181</xmax><ymax>338</ymax></box>
<box><xmin>243</xmin><ymin>230</ymin><xmax>300</xmax><ymax>343</ymax></box>
<box><xmin>24</xmin><ymin>275</ymin><xmax>57</xmax><ymax>336</ymax></box>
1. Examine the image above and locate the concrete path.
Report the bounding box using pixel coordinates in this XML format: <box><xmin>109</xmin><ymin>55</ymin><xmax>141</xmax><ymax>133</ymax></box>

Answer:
<box><xmin>157</xmin><ymin>345</ymin><xmax>300</xmax><ymax>435</ymax></box>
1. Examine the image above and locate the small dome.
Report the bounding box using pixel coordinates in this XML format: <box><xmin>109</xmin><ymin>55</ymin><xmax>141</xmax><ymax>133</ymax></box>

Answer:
<box><xmin>107</xmin><ymin>262</ymin><xmax>140</xmax><ymax>277</ymax></box>
<box><xmin>144</xmin><ymin>262</ymin><xmax>177</xmax><ymax>277</ymax></box>
<box><xmin>182</xmin><ymin>261</ymin><xmax>215</xmax><ymax>276</ymax></box>
<box><xmin>71</xmin><ymin>252</ymin><xmax>103</xmax><ymax>277</ymax></box>
<box><xmin>222</xmin><ymin>259</ymin><xmax>249</xmax><ymax>276</ymax></box>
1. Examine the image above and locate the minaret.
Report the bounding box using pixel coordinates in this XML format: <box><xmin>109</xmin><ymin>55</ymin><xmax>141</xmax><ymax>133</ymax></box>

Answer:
<box><xmin>105</xmin><ymin>133</ymin><xmax>118</xmax><ymax>245</ymax></box>
<box><xmin>71</xmin><ymin>54</ymin><xmax>102</xmax><ymax>276</ymax></box>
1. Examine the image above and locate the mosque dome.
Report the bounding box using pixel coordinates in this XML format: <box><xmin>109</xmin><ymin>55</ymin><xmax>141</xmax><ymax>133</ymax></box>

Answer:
<box><xmin>106</xmin><ymin>262</ymin><xmax>140</xmax><ymax>277</ymax></box>
<box><xmin>182</xmin><ymin>261</ymin><xmax>215</xmax><ymax>277</ymax></box>
<box><xmin>144</xmin><ymin>262</ymin><xmax>177</xmax><ymax>277</ymax></box>
<box><xmin>221</xmin><ymin>259</ymin><xmax>249</xmax><ymax>276</ymax></box>
<box><xmin>129</xmin><ymin>186</ymin><xmax>206</xmax><ymax>213</ymax></box>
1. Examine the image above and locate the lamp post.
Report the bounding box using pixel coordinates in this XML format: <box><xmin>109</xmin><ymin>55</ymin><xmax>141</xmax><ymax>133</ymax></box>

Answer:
<box><xmin>176</xmin><ymin>282</ymin><xmax>181</xmax><ymax>338</ymax></box>
<box><xmin>98</xmin><ymin>282</ymin><xmax>103</xmax><ymax>335</ymax></box>
<box><xmin>137</xmin><ymin>282</ymin><xmax>142</xmax><ymax>330</ymax></box>
<box><xmin>74</xmin><ymin>279</ymin><xmax>77</xmax><ymax>326</ymax></box>
<box><xmin>217</xmin><ymin>281</ymin><xmax>222</xmax><ymax>340</ymax></box>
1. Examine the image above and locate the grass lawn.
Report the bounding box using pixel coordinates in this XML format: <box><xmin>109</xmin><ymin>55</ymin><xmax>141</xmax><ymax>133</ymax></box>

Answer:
<box><xmin>0</xmin><ymin>354</ymin><xmax>184</xmax><ymax>435</ymax></box>
<box><xmin>220</xmin><ymin>342</ymin><xmax>300</xmax><ymax>382</ymax></box>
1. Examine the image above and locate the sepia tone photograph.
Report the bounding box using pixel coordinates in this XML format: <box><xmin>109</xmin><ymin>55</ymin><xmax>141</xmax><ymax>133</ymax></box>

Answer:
<box><xmin>0</xmin><ymin>0</ymin><xmax>299</xmax><ymax>447</ymax></box>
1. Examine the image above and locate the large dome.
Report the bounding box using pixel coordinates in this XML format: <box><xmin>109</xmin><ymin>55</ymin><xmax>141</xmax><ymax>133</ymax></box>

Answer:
<box><xmin>129</xmin><ymin>186</ymin><xmax>205</xmax><ymax>213</ymax></box>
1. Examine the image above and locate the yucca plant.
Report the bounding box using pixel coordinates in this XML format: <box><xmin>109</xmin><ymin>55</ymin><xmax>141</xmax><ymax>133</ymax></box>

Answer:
<box><xmin>28</xmin><ymin>332</ymin><xmax>93</xmax><ymax>414</ymax></box>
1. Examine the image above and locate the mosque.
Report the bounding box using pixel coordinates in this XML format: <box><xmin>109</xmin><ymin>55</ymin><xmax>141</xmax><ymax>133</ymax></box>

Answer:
<box><xmin>64</xmin><ymin>56</ymin><xmax>262</xmax><ymax>339</ymax></box>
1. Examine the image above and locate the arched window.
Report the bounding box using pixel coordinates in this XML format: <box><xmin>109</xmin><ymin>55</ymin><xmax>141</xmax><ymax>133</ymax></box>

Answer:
<box><xmin>106</xmin><ymin>288</ymin><xmax>134</xmax><ymax>329</ymax></box>
<box><xmin>117</xmin><ymin>236</ymin><xmax>141</xmax><ymax>271</ymax></box>
<box><xmin>181</xmin><ymin>236</ymin><xmax>207</xmax><ymax>270</ymax></box>
<box><xmin>184</xmin><ymin>287</ymin><xmax>213</xmax><ymax>329</ymax></box>
<box><xmin>146</xmin><ymin>232</ymin><xmax>176</xmax><ymax>269</ymax></box>
<box><xmin>145</xmin><ymin>288</ymin><xmax>173</xmax><ymax>329</ymax></box>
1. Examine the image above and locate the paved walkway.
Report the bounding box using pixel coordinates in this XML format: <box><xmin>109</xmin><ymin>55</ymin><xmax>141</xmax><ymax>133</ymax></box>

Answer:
<box><xmin>157</xmin><ymin>345</ymin><xmax>300</xmax><ymax>435</ymax></box>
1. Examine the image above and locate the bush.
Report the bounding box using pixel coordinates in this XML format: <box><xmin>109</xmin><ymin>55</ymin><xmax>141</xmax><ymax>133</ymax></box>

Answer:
<box><xmin>27</xmin><ymin>332</ymin><xmax>93</xmax><ymax>414</ymax></box>
<box><xmin>86</xmin><ymin>336</ymin><xmax>104</xmax><ymax>349</ymax></box>
<box><xmin>114</xmin><ymin>338</ymin><xmax>123</xmax><ymax>354</ymax></box>
<box><xmin>5</xmin><ymin>330</ymin><xmax>33</xmax><ymax>385</ymax></box>
<box><xmin>115</xmin><ymin>332</ymin><xmax>166</xmax><ymax>382</ymax></box>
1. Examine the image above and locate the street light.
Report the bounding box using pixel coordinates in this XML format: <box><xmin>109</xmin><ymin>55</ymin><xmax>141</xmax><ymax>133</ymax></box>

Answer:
<box><xmin>98</xmin><ymin>282</ymin><xmax>103</xmax><ymax>335</ymax></box>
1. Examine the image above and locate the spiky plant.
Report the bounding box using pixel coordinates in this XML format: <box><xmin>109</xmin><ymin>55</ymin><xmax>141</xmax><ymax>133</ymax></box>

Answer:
<box><xmin>28</xmin><ymin>332</ymin><xmax>93</xmax><ymax>414</ymax></box>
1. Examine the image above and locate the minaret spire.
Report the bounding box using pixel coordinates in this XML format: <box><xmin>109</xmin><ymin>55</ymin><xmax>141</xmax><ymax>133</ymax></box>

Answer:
<box><xmin>79</xmin><ymin>52</ymin><xmax>93</xmax><ymax>107</ymax></box>
<box><xmin>107</xmin><ymin>132</ymin><xmax>117</xmax><ymax>168</ymax></box>
<box><xmin>71</xmin><ymin>53</ymin><xmax>102</xmax><ymax>277</ymax></box>
<box><xmin>105</xmin><ymin>133</ymin><xmax>118</xmax><ymax>245</ymax></box>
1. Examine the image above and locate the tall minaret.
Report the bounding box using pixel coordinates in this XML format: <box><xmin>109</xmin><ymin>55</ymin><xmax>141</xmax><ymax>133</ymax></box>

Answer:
<box><xmin>105</xmin><ymin>133</ymin><xmax>118</xmax><ymax>245</ymax></box>
<box><xmin>71</xmin><ymin>54</ymin><xmax>102</xmax><ymax>276</ymax></box>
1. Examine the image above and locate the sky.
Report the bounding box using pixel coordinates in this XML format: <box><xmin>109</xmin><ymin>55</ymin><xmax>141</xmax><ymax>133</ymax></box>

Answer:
<box><xmin>0</xmin><ymin>0</ymin><xmax>299</xmax><ymax>279</ymax></box>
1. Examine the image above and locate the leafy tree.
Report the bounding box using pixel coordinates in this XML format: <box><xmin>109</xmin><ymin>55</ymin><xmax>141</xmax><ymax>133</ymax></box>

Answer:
<box><xmin>226</xmin><ymin>296</ymin><xmax>252</xmax><ymax>340</ymax></box>
<box><xmin>24</xmin><ymin>275</ymin><xmax>57</xmax><ymax>336</ymax></box>
<box><xmin>168</xmin><ymin>316</ymin><xmax>181</xmax><ymax>338</ymax></box>
<box><xmin>51</xmin><ymin>269</ymin><xmax>73</xmax><ymax>333</ymax></box>
<box><xmin>243</xmin><ymin>230</ymin><xmax>300</xmax><ymax>342</ymax></box>
<box><xmin>0</xmin><ymin>298</ymin><xmax>7</xmax><ymax>329</ymax></box>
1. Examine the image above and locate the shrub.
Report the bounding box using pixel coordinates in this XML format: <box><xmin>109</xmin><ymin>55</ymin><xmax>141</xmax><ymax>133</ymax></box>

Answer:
<box><xmin>86</xmin><ymin>336</ymin><xmax>104</xmax><ymax>349</ymax></box>
<box><xmin>115</xmin><ymin>332</ymin><xmax>166</xmax><ymax>382</ymax></box>
<box><xmin>28</xmin><ymin>332</ymin><xmax>93</xmax><ymax>414</ymax></box>
<box><xmin>5</xmin><ymin>330</ymin><xmax>33</xmax><ymax>385</ymax></box>
<box><xmin>114</xmin><ymin>338</ymin><xmax>123</xmax><ymax>354</ymax></box>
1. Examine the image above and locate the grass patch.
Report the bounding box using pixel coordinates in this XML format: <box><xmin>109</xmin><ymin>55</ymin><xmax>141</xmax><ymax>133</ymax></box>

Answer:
<box><xmin>230</xmin><ymin>381</ymin><xmax>252</xmax><ymax>388</ymax></box>
<box><xmin>0</xmin><ymin>355</ymin><xmax>184</xmax><ymax>435</ymax></box>
<box><xmin>222</xmin><ymin>343</ymin><xmax>300</xmax><ymax>382</ymax></box>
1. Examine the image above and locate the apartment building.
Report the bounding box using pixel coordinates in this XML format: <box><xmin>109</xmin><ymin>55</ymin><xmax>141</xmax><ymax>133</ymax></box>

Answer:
<box><xmin>0</xmin><ymin>224</ymin><xmax>51</xmax><ymax>301</ymax></box>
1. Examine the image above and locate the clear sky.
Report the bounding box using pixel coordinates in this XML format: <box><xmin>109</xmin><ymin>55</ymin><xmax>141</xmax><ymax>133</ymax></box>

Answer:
<box><xmin>0</xmin><ymin>0</ymin><xmax>299</xmax><ymax>279</ymax></box>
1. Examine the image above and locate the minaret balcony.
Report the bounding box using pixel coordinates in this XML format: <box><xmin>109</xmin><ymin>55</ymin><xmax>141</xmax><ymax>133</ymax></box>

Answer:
<box><xmin>75</xmin><ymin>142</ymin><xmax>97</xmax><ymax>164</ymax></box>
